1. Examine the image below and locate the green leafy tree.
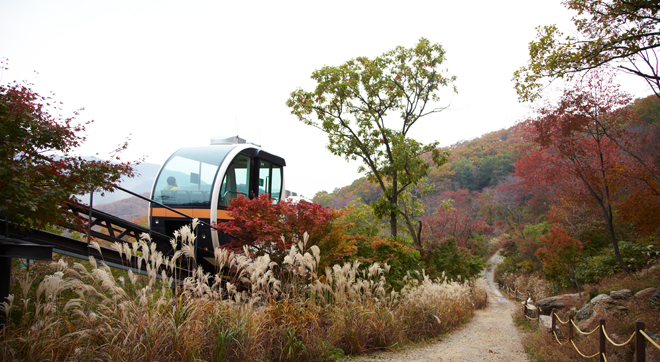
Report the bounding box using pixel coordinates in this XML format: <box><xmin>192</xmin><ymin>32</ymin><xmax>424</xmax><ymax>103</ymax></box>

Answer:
<box><xmin>0</xmin><ymin>81</ymin><xmax>136</xmax><ymax>228</ymax></box>
<box><xmin>286</xmin><ymin>38</ymin><xmax>453</xmax><ymax>244</ymax></box>
<box><xmin>397</xmin><ymin>179</ymin><xmax>435</xmax><ymax>246</ymax></box>
<box><xmin>476</xmin><ymin>153</ymin><xmax>515</xmax><ymax>189</ymax></box>
<box><xmin>338</xmin><ymin>199</ymin><xmax>421</xmax><ymax>288</ymax></box>
<box><xmin>450</xmin><ymin>158</ymin><xmax>477</xmax><ymax>191</ymax></box>
<box><xmin>514</xmin><ymin>0</ymin><xmax>660</xmax><ymax>101</ymax></box>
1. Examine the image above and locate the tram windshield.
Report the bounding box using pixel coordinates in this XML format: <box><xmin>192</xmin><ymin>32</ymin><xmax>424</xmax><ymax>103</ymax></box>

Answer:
<box><xmin>153</xmin><ymin>146</ymin><xmax>234</xmax><ymax>206</ymax></box>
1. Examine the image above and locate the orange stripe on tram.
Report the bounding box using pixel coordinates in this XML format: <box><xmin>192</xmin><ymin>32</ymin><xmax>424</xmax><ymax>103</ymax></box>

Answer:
<box><xmin>151</xmin><ymin>208</ymin><xmax>234</xmax><ymax>220</ymax></box>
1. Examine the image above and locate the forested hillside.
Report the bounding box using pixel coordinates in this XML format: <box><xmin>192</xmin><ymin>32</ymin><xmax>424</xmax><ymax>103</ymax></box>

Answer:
<box><xmin>312</xmin><ymin>126</ymin><xmax>520</xmax><ymax>209</ymax></box>
<box><xmin>314</xmin><ymin>93</ymin><xmax>659</xmax><ymax>221</ymax></box>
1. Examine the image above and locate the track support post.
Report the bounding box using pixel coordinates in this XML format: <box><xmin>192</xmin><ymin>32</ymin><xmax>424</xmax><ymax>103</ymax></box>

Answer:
<box><xmin>0</xmin><ymin>256</ymin><xmax>10</xmax><ymax>327</ymax></box>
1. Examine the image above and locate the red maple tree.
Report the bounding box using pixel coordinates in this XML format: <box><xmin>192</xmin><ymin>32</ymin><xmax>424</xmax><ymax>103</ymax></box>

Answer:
<box><xmin>515</xmin><ymin>71</ymin><xmax>660</xmax><ymax>273</ymax></box>
<box><xmin>0</xmin><ymin>80</ymin><xmax>136</xmax><ymax>228</ymax></box>
<box><xmin>213</xmin><ymin>194</ymin><xmax>351</xmax><ymax>267</ymax></box>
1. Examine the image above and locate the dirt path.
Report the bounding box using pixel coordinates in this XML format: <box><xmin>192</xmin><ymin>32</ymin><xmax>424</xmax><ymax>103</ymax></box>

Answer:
<box><xmin>350</xmin><ymin>253</ymin><xmax>529</xmax><ymax>362</ymax></box>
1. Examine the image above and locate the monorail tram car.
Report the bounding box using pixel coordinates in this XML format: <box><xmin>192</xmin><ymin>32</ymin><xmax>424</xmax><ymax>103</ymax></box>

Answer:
<box><xmin>149</xmin><ymin>137</ymin><xmax>285</xmax><ymax>264</ymax></box>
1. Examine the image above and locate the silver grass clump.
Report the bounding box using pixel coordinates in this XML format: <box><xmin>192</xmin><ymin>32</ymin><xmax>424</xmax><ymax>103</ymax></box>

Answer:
<box><xmin>0</xmin><ymin>220</ymin><xmax>486</xmax><ymax>361</ymax></box>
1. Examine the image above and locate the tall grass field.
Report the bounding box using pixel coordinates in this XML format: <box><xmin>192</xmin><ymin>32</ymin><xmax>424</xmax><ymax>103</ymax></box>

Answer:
<box><xmin>0</xmin><ymin>222</ymin><xmax>486</xmax><ymax>361</ymax></box>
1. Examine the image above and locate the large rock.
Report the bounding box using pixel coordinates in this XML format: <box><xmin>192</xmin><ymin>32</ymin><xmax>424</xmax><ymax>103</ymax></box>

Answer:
<box><xmin>536</xmin><ymin>297</ymin><xmax>565</xmax><ymax>315</ymax></box>
<box><xmin>576</xmin><ymin>294</ymin><xmax>627</xmax><ymax>330</ymax></box>
<box><xmin>634</xmin><ymin>287</ymin><xmax>659</xmax><ymax>310</ymax></box>
<box><xmin>634</xmin><ymin>287</ymin><xmax>658</xmax><ymax>301</ymax></box>
<box><xmin>536</xmin><ymin>294</ymin><xmax>581</xmax><ymax>315</ymax></box>
<box><xmin>609</xmin><ymin>289</ymin><xmax>632</xmax><ymax>300</ymax></box>
<box><xmin>650</xmin><ymin>290</ymin><xmax>660</xmax><ymax>310</ymax></box>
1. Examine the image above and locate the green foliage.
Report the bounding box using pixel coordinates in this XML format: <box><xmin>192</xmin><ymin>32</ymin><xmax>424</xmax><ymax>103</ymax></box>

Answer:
<box><xmin>575</xmin><ymin>241</ymin><xmax>660</xmax><ymax>284</ymax></box>
<box><xmin>514</xmin><ymin>0</ymin><xmax>660</xmax><ymax>101</ymax></box>
<box><xmin>476</xmin><ymin>153</ymin><xmax>515</xmax><ymax>189</ymax></box>
<box><xmin>523</xmin><ymin>222</ymin><xmax>550</xmax><ymax>239</ymax></box>
<box><xmin>318</xmin><ymin>128</ymin><xmax>521</xmax><ymax>210</ymax></box>
<box><xmin>339</xmin><ymin>200</ymin><xmax>421</xmax><ymax>289</ymax></box>
<box><xmin>0</xmin><ymin>81</ymin><xmax>136</xmax><ymax>228</ymax></box>
<box><xmin>372</xmin><ymin>236</ymin><xmax>422</xmax><ymax>290</ymax></box>
<box><xmin>421</xmin><ymin>239</ymin><xmax>486</xmax><ymax>281</ymax></box>
<box><xmin>338</xmin><ymin>199</ymin><xmax>382</xmax><ymax>238</ymax></box>
<box><xmin>450</xmin><ymin>158</ymin><xmax>477</xmax><ymax>191</ymax></box>
<box><xmin>312</xmin><ymin>190</ymin><xmax>337</xmax><ymax>207</ymax></box>
<box><xmin>286</xmin><ymin>38</ymin><xmax>453</xmax><ymax>240</ymax></box>
<box><xmin>632</xmin><ymin>94</ymin><xmax>660</xmax><ymax>125</ymax></box>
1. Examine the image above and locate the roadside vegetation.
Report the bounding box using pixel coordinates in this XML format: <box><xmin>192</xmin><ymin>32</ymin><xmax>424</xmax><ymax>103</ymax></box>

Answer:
<box><xmin>0</xmin><ymin>223</ymin><xmax>487</xmax><ymax>361</ymax></box>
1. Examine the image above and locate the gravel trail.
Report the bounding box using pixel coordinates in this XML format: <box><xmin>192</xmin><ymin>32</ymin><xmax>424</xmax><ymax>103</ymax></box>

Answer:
<box><xmin>350</xmin><ymin>252</ymin><xmax>529</xmax><ymax>362</ymax></box>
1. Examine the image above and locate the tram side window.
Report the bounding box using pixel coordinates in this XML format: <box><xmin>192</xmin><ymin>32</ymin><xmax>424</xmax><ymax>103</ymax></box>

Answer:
<box><xmin>258</xmin><ymin>160</ymin><xmax>283</xmax><ymax>203</ymax></box>
<box><xmin>219</xmin><ymin>155</ymin><xmax>250</xmax><ymax>207</ymax></box>
<box><xmin>271</xmin><ymin>166</ymin><xmax>282</xmax><ymax>202</ymax></box>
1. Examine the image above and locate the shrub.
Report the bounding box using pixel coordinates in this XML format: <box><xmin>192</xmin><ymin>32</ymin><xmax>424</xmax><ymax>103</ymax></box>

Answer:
<box><xmin>421</xmin><ymin>239</ymin><xmax>486</xmax><ymax>281</ymax></box>
<box><xmin>214</xmin><ymin>194</ymin><xmax>355</xmax><ymax>270</ymax></box>
<box><xmin>575</xmin><ymin>241</ymin><xmax>660</xmax><ymax>284</ymax></box>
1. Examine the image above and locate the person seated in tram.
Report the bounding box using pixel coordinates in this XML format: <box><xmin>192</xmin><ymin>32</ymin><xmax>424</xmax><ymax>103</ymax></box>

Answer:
<box><xmin>163</xmin><ymin>176</ymin><xmax>181</xmax><ymax>191</ymax></box>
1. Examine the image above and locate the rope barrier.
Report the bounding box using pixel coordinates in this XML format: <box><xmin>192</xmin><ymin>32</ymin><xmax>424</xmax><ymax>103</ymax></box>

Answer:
<box><xmin>553</xmin><ymin>330</ymin><xmax>564</xmax><ymax>345</ymax></box>
<box><xmin>601</xmin><ymin>326</ymin><xmax>636</xmax><ymax>347</ymax></box>
<box><xmin>570</xmin><ymin>339</ymin><xmax>600</xmax><ymax>359</ymax></box>
<box><xmin>603</xmin><ymin>353</ymin><xmax>608</xmax><ymax>362</ymax></box>
<box><xmin>571</xmin><ymin>319</ymin><xmax>600</xmax><ymax>335</ymax></box>
<box><xmin>553</xmin><ymin>312</ymin><xmax>569</xmax><ymax>325</ymax></box>
<box><xmin>640</xmin><ymin>330</ymin><xmax>660</xmax><ymax>350</ymax></box>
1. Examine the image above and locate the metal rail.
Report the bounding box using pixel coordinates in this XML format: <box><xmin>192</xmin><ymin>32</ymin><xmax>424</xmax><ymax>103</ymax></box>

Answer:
<box><xmin>0</xmin><ymin>218</ymin><xmax>192</xmax><ymax>278</ymax></box>
<box><xmin>0</xmin><ymin>188</ymin><xmax>213</xmax><ymax>325</ymax></box>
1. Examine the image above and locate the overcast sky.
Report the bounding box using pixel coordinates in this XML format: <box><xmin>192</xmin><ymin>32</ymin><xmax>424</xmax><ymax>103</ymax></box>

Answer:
<box><xmin>1</xmin><ymin>0</ymin><xmax>654</xmax><ymax>198</ymax></box>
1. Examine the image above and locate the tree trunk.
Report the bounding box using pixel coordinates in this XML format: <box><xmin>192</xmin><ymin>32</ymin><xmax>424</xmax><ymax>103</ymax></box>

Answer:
<box><xmin>390</xmin><ymin>210</ymin><xmax>397</xmax><ymax>238</ymax></box>
<box><xmin>390</xmin><ymin>176</ymin><xmax>398</xmax><ymax>238</ymax></box>
<box><xmin>605</xmin><ymin>215</ymin><xmax>630</xmax><ymax>274</ymax></box>
<box><xmin>588</xmin><ymin>175</ymin><xmax>630</xmax><ymax>274</ymax></box>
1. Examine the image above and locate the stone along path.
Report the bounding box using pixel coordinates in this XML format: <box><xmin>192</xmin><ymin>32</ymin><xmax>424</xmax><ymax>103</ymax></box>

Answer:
<box><xmin>351</xmin><ymin>253</ymin><xmax>529</xmax><ymax>362</ymax></box>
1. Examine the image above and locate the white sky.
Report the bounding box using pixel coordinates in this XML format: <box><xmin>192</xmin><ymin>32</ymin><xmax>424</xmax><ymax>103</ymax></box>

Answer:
<box><xmin>1</xmin><ymin>0</ymin><xmax>654</xmax><ymax>198</ymax></box>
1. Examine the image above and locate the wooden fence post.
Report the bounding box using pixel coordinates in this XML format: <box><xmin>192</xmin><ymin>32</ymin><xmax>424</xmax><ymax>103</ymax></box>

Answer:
<box><xmin>551</xmin><ymin>308</ymin><xmax>556</xmax><ymax>334</ymax></box>
<box><xmin>636</xmin><ymin>319</ymin><xmax>646</xmax><ymax>362</ymax></box>
<box><xmin>568</xmin><ymin>313</ymin><xmax>574</xmax><ymax>342</ymax></box>
<box><xmin>599</xmin><ymin>318</ymin><xmax>606</xmax><ymax>362</ymax></box>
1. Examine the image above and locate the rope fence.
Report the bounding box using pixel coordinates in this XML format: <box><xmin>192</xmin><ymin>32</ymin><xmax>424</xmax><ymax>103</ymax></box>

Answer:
<box><xmin>499</xmin><ymin>282</ymin><xmax>530</xmax><ymax>302</ymax></box>
<box><xmin>530</xmin><ymin>306</ymin><xmax>660</xmax><ymax>362</ymax></box>
<box><xmin>504</xmin><ymin>283</ymin><xmax>658</xmax><ymax>360</ymax></box>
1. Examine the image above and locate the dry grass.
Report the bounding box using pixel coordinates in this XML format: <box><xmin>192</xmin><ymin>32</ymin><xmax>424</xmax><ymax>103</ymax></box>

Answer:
<box><xmin>498</xmin><ymin>271</ymin><xmax>553</xmax><ymax>302</ymax></box>
<box><xmin>0</xmin><ymin>223</ymin><xmax>486</xmax><ymax>361</ymax></box>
